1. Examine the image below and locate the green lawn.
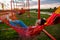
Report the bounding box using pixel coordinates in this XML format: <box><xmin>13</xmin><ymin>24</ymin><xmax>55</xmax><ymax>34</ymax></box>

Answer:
<box><xmin>0</xmin><ymin>12</ymin><xmax>60</xmax><ymax>40</ymax></box>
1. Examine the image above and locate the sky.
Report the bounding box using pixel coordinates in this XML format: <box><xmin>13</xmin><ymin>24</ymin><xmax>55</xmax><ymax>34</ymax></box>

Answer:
<box><xmin>0</xmin><ymin>0</ymin><xmax>60</xmax><ymax>10</ymax></box>
<box><xmin>40</xmin><ymin>0</ymin><xmax>60</xmax><ymax>9</ymax></box>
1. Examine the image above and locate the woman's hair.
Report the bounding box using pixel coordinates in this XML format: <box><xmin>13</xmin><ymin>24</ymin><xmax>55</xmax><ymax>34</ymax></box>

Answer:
<box><xmin>39</xmin><ymin>18</ymin><xmax>46</xmax><ymax>25</ymax></box>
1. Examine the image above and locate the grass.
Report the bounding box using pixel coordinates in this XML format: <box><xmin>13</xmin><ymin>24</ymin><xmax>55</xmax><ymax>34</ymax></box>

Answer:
<box><xmin>0</xmin><ymin>12</ymin><xmax>60</xmax><ymax>40</ymax></box>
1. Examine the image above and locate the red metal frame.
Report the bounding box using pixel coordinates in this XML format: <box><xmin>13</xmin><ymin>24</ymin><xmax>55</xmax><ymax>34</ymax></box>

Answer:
<box><xmin>38</xmin><ymin>0</ymin><xmax>56</xmax><ymax>40</ymax></box>
<box><xmin>11</xmin><ymin>0</ymin><xmax>30</xmax><ymax>16</ymax></box>
<box><xmin>0</xmin><ymin>0</ymin><xmax>57</xmax><ymax>40</ymax></box>
<box><xmin>10</xmin><ymin>0</ymin><xmax>56</xmax><ymax>40</ymax></box>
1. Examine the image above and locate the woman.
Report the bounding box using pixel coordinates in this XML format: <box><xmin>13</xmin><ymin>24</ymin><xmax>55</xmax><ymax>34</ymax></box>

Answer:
<box><xmin>5</xmin><ymin>12</ymin><xmax>27</xmax><ymax>28</ymax></box>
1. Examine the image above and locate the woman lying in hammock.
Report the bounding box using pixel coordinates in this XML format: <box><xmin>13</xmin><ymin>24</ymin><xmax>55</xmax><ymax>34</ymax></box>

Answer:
<box><xmin>0</xmin><ymin>12</ymin><xmax>46</xmax><ymax>28</ymax></box>
<box><xmin>0</xmin><ymin>12</ymin><xmax>46</xmax><ymax>37</ymax></box>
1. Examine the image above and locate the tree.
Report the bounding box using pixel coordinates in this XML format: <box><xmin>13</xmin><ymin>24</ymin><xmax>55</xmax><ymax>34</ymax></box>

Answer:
<box><xmin>53</xmin><ymin>7</ymin><xmax>57</xmax><ymax>12</ymax></box>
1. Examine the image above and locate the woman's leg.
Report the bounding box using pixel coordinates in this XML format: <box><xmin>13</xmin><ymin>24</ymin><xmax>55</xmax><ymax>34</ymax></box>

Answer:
<box><xmin>14</xmin><ymin>20</ymin><xmax>27</xmax><ymax>28</ymax></box>
<box><xmin>9</xmin><ymin>21</ymin><xmax>17</xmax><ymax>27</ymax></box>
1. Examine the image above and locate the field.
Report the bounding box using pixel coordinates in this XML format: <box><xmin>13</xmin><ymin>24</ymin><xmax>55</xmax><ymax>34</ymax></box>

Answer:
<box><xmin>0</xmin><ymin>12</ymin><xmax>60</xmax><ymax>40</ymax></box>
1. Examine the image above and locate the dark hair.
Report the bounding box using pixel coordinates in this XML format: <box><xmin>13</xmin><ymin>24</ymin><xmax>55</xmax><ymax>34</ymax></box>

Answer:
<box><xmin>40</xmin><ymin>18</ymin><xmax>46</xmax><ymax>25</ymax></box>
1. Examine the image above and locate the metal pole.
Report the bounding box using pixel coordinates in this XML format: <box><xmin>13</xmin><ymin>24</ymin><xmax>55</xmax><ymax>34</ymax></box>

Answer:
<box><xmin>38</xmin><ymin>0</ymin><xmax>40</xmax><ymax>19</ymax></box>
<box><xmin>27</xmin><ymin>0</ymin><xmax>30</xmax><ymax>17</ymax></box>
<box><xmin>2</xmin><ymin>3</ymin><xmax>4</xmax><ymax>10</ymax></box>
<box><xmin>13</xmin><ymin>1</ymin><xmax>15</xmax><ymax>9</ymax></box>
<box><xmin>0</xmin><ymin>2</ymin><xmax>4</xmax><ymax>10</ymax></box>
<box><xmin>11</xmin><ymin>0</ymin><xmax>12</xmax><ymax>11</ymax></box>
<box><xmin>43</xmin><ymin>29</ymin><xmax>56</xmax><ymax>40</ymax></box>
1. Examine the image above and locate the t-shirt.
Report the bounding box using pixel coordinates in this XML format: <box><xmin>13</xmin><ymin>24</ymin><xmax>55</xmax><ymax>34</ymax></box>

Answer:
<box><xmin>6</xmin><ymin>14</ymin><xmax>12</xmax><ymax>21</ymax></box>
